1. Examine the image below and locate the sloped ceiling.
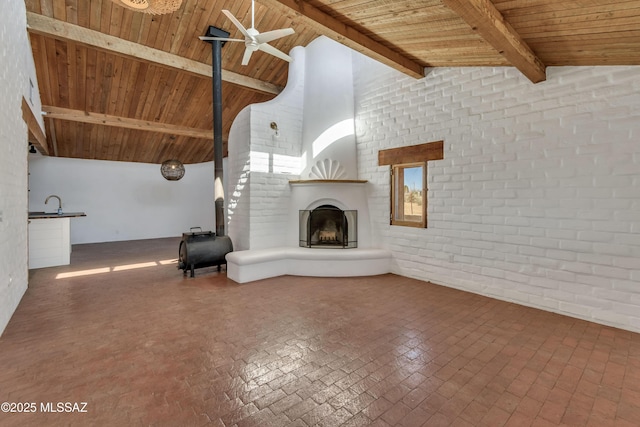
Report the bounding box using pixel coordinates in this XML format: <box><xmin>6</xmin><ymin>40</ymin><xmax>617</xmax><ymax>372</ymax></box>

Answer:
<box><xmin>25</xmin><ymin>0</ymin><xmax>640</xmax><ymax>163</ymax></box>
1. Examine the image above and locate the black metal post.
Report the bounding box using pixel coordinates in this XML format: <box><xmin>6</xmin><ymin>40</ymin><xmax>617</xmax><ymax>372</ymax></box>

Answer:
<box><xmin>203</xmin><ymin>26</ymin><xmax>230</xmax><ymax>236</ymax></box>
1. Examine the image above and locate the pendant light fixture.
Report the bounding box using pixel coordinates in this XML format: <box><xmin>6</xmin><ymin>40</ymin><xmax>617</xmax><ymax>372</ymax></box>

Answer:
<box><xmin>111</xmin><ymin>0</ymin><xmax>182</xmax><ymax>15</ymax></box>
<box><xmin>161</xmin><ymin>159</ymin><xmax>185</xmax><ymax>181</ymax></box>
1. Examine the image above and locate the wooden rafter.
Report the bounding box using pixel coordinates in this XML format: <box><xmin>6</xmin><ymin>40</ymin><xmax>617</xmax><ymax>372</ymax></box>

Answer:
<box><xmin>47</xmin><ymin>118</ymin><xmax>59</xmax><ymax>157</ymax></box>
<box><xmin>26</xmin><ymin>12</ymin><xmax>282</xmax><ymax>95</ymax></box>
<box><xmin>265</xmin><ymin>0</ymin><xmax>425</xmax><ymax>79</ymax></box>
<box><xmin>42</xmin><ymin>106</ymin><xmax>214</xmax><ymax>140</ymax></box>
<box><xmin>22</xmin><ymin>97</ymin><xmax>49</xmax><ymax>155</ymax></box>
<box><xmin>441</xmin><ymin>0</ymin><xmax>546</xmax><ymax>83</ymax></box>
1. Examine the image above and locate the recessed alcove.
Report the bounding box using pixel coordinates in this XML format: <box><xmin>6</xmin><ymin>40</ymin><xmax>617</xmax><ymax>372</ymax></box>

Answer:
<box><xmin>299</xmin><ymin>204</ymin><xmax>357</xmax><ymax>248</ymax></box>
<box><xmin>287</xmin><ymin>179</ymin><xmax>371</xmax><ymax>249</ymax></box>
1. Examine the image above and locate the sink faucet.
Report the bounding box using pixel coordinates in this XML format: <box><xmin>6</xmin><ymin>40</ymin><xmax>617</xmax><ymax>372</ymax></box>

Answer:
<box><xmin>45</xmin><ymin>195</ymin><xmax>63</xmax><ymax>214</ymax></box>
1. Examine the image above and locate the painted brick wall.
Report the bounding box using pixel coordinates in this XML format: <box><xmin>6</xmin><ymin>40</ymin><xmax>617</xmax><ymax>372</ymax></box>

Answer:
<box><xmin>0</xmin><ymin>1</ymin><xmax>39</xmax><ymax>335</ymax></box>
<box><xmin>227</xmin><ymin>107</ymin><xmax>252</xmax><ymax>250</ymax></box>
<box><xmin>354</xmin><ymin>62</ymin><xmax>640</xmax><ymax>333</ymax></box>
<box><xmin>227</xmin><ymin>47</ymin><xmax>305</xmax><ymax>251</ymax></box>
<box><xmin>247</xmin><ymin>104</ymin><xmax>303</xmax><ymax>249</ymax></box>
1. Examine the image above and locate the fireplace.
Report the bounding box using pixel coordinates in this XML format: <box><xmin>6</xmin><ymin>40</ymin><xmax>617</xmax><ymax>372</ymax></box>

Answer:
<box><xmin>299</xmin><ymin>205</ymin><xmax>357</xmax><ymax>248</ymax></box>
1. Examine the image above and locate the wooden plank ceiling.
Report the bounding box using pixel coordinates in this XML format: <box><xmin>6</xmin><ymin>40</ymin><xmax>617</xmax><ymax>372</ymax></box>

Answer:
<box><xmin>25</xmin><ymin>0</ymin><xmax>640</xmax><ymax>164</ymax></box>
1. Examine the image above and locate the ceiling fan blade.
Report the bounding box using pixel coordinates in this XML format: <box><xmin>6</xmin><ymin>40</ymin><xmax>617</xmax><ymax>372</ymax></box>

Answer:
<box><xmin>254</xmin><ymin>28</ymin><xmax>294</xmax><ymax>45</ymax></box>
<box><xmin>241</xmin><ymin>48</ymin><xmax>254</xmax><ymax>66</ymax></box>
<box><xmin>257</xmin><ymin>43</ymin><xmax>292</xmax><ymax>62</ymax></box>
<box><xmin>222</xmin><ymin>9</ymin><xmax>252</xmax><ymax>40</ymax></box>
<box><xmin>198</xmin><ymin>36</ymin><xmax>244</xmax><ymax>42</ymax></box>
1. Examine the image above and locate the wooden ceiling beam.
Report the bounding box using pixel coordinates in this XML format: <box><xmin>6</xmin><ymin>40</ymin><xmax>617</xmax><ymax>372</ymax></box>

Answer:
<box><xmin>265</xmin><ymin>0</ymin><xmax>425</xmax><ymax>79</ymax></box>
<box><xmin>42</xmin><ymin>106</ymin><xmax>214</xmax><ymax>140</ymax></box>
<box><xmin>22</xmin><ymin>97</ymin><xmax>49</xmax><ymax>155</ymax></box>
<box><xmin>26</xmin><ymin>12</ymin><xmax>282</xmax><ymax>95</ymax></box>
<box><xmin>47</xmin><ymin>118</ymin><xmax>59</xmax><ymax>157</ymax></box>
<box><xmin>441</xmin><ymin>0</ymin><xmax>547</xmax><ymax>83</ymax></box>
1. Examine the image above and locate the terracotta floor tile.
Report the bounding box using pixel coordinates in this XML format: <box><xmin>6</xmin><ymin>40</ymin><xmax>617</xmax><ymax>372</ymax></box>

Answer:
<box><xmin>380</xmin><ymin>401</ymin><xmax>412</xmax><ymax>425</ymax></box>
<box><xmin>299</xmin><ymin>401</ymin><xmax>334</xmax><ymax>425</ymax></box>
<box><xmin>0</xmin><ymin>238</ymin><xmax>638</xmax><ymax>426</ymax></box>
<box><xmin>494</xmin><ymin>391</ymin><xmax>520</xmax><ymax>415</ymax></box>
<box><xmin>526</xmin><ymin>383</ymin><xmax>551</xmax><ymax>403</ymax></box>
<box><xmin>617</xmin><ymin>401</ymin><xmax>640</xmax><ymax>425</ymax></box>
<box><xmin>507</xmin><ymin>378</ymin><xmax>531</xmax><ymax>398</ymax></box>
<box><xmin>516</xmin><ymin>395</ymin><xmax>543</xmax><ymax>418</ymax></box>
<box><xmin>449</xmin><ymin>417</ymin><xmax>475</xmax><ymax>427</ymax></box>
<box><xmin>480</xmin><ymin>405</ymin><xmax>511</xmax><ymax>426</ymax></box>
<box><xmin>460</xmin><ymin>400</ymin><xmax>490</xmax><ymax>424</ymax></box>
<box><xmin>341</xmin><ymin>412</ymin><xmax>372</xmax><ymax>427</ymax></box>
<box><xmin>253</xmin><ymin>389</ymin><xmax>288</xmax><ymax>410</ymax></box>
<box><xmin>381</xmin><ymin>383</ymin><xmax>413</xmax><ymax>404</ymax></box>
<box><xmin>401</xmin><ymin>386</ymin><xmax>430</xmax><ymax>409</ymax></box>
<box><xmin>367</xmin><ymin>419</ymin><xmax>392</xmax><ymax>427</ymax></box>
<box><xmin>399</xmin><ymin>405</ymin><xmax>431</xmax><ymax>427</ymax></box>
<box><xmin>315</xmin><ymin>407</ymin><xmax>353</xmax><ymax>426</ymax></box>
<box><xmin>539</xmin><ymin>400</ymin><xmax>566</xmax><ymax>424</ymax></box>
<box><xmin>505</xmin><ymin>411</ymin><xmax>535</xmax><ymax>427</ymax></box>
<box><xmin>234</xmin><ymin>408</ymin><xmax>288</xmax><ymax>427</ymax></box>
<box><xmin>425</xmin><ymin>411</ymin><xmax>455</xmax><ymax>427</ymax></box>
<box><xmin>438</xmin><ymin>393</ymin><xmax>472</xmax><ymax>421</ymax></box>
<box><xmin>362</xmin><ymin>396</ymin><xmax>394</xmax><ymax>420</ymax></box>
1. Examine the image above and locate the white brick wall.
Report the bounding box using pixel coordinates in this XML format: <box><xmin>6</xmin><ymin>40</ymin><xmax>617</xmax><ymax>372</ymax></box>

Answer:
<box><xmin>226</xmin><ymin>48</ymin><xmax>305</xmax><ymax>251</ymax></box>
<box><xmin>248</xmin><ymin>103</ymin><xmax>303</xmax><ymax>249</ymax></box>
<box><xmin>227</xmin><ymin>107</ymin><xmax>252</xmax><ymax>250</ymax></box>
<box><xmin>0</xmin><ymin>1</ymin><xmax>40</xmax><ymax>335</ymax></box>
<box><xmin>354</xmin><ymin>63</ymin><xmax>640</xmax><ymax>333</ymax></box>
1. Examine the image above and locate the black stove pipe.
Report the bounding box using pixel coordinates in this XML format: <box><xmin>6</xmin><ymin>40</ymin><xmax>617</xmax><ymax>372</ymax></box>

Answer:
<box><xmin>204</xmin><ymin>26</ymin><xmax>229</xmax><ymax>237</ymax></box>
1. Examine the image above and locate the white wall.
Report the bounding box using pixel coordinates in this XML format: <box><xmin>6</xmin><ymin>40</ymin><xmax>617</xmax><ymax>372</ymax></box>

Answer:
<box><xmin>28</xmin><ymin>157</ymin><xmax>216</xmax><ymax>244</ymax></box>
<box><xmin>0</xmin><ymin>0</ymin><xmax>42</xmax><ymax>335</ymax></box>
<box><xmin>227</xmin><ymin>38</ymin><xmax>369</xmax><ymax>250</ymax></box>
<box><xmin>227</xmin><ymin>107</ymin><xmax>252</xmax><ymax>251</ymax></box>
<box><xmin>354</xmin><ymin>62</ymin><xmax>640</xmax><ymax>333</ymax></box>
<box><xmin>301</xmin><ymin>37</ymin><xmax>357</xmax><ymax>179</ymax></box>
<box><xmin>227</xmin><ymin>47</ymin><xmax>305</xmax><ymax>250</ymax></box>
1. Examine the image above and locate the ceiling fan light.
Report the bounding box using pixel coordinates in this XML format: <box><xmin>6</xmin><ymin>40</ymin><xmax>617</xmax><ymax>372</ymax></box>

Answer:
<box><xmin>113</xmin><ymin>0</ymin><xmax>182</xmax><ymax>15</ymax></box>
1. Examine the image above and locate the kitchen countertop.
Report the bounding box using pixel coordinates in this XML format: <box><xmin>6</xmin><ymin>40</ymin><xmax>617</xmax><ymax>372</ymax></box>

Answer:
<box><xmin>28</xmin><ymin>212</ymin><xmax>87</xmax><ymax>219</ymax></box>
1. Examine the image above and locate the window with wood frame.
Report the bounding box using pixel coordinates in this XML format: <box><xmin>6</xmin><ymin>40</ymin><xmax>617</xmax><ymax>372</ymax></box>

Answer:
<box><xmin>378</xmin><ymin>140</ymin><xmax>444</xmax><ymax>229</ymax></box>
<box><xmin>391</xmin><ymin>162</ymin><xmax>426</xmax><ymax>227</ymax></box>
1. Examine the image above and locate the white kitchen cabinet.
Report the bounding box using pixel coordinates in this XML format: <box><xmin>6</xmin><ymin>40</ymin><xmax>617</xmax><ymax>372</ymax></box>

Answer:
<box><xmin>28</xmin><ymin>213</ymin><xmax>85</xmax><ymax>269</ymax></box>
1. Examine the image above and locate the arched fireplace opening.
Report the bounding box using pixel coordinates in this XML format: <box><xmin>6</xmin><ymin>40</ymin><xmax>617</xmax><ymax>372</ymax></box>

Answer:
<box><xmin>299</xmin><ymin>205</ymin><xmax>357</xmax><ymax>248</ymax></box>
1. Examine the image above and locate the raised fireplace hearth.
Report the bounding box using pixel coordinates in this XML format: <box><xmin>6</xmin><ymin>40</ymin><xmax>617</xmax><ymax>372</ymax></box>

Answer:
<box><xmin>300</xmin><ymin>204</ymin><xmax>357</xmax><ymax>248</ymax></box>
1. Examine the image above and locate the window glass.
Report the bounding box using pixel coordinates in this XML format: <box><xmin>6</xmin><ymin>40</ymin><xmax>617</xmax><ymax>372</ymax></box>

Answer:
<box><xmin>392</xmin><ymin>163</ymin><xmax>426</xmax><ymax>227</ymax></box>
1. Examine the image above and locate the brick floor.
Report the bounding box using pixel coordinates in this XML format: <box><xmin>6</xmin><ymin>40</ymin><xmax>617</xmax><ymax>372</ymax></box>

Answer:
<box><xmin>0</xmin><ymin>237</ymin><xmax>638</xmax><ymax>426</ymax></box>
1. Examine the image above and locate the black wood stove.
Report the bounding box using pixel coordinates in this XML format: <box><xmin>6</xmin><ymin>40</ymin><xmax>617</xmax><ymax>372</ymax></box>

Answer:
<box><xmin>178</xmin><ymin>228</ymin><xmax>233</xmax><ymax>277</ymax></box>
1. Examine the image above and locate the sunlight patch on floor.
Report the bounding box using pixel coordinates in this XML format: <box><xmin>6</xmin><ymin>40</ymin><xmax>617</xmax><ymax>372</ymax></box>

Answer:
<box><xmin>55</xmin><ymin>259</ymin><xmax>178</xmax><ymax>279</ymax></box>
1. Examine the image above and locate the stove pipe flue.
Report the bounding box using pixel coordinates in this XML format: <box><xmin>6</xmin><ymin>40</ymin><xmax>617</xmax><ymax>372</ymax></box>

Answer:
<box><xmin>203</xmin><ymin>26</ymin><xmax>229</xmax><ymax>236</ymax></box>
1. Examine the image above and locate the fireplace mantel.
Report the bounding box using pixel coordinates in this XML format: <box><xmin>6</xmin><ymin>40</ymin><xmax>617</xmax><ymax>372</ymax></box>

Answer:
<box><xmin>289</xmin><ymin>179</ymin><xmax>367</xmax><ymax>185</ymax></box>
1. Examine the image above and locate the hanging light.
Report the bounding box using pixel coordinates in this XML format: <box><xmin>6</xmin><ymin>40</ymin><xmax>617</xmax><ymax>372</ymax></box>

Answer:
<box><xmin>111</xmin><ymin>0</ymin><xmax>182</xmax><ymax>15</ymax></box>
<box><xmin>161</xmin><ymin>159</ymin><xmax>185</xmax><ymax>181</ymax></box>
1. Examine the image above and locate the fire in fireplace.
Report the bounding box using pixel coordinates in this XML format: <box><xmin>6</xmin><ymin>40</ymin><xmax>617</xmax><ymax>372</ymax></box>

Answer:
<box><xmin>299</xmin><ymin>205</ymin><xmax>357</xmax><ymax>248</ymax></box>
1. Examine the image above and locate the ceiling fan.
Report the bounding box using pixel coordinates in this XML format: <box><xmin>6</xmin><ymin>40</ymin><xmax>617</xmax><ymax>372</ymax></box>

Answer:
<box><xmin>199</xmin><ymin>0</ymin><xmax>295</xmax><ymax>65</ymax></box>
